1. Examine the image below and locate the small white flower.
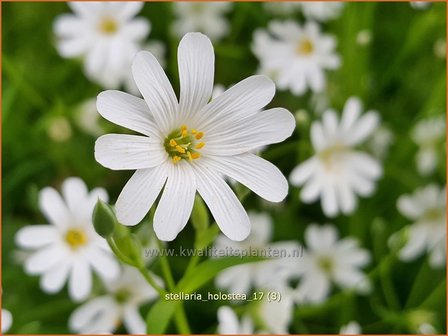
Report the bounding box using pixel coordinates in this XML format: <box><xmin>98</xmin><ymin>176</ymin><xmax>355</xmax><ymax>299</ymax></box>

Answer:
<box><xmin>69</xmin><ymin>266</ymin><xmax>161</xmax><ymax>334</ymax></box>
<box><xmin>340</xmin><ymin>321</ymin><xmax>362</xmax><ymax>334</ymax></box>
<box><xmin>1</xmin><ymin>309</ymin><xmax>12</xmax><ymax>333</ymax></box>
<box><xmin>412</xmin><ymin>116</ymin><xmax>445</xmax><ymax>176</ymax></box>
<box><xmin>300</xmin><ymin>2</ymin><xmax>345</xmax><ymax>21</ymax></box>
<box><xmin>356</xmin><ymin>30</ymin><xmax>372</xmax><ymax>46</ymax></box>
<box><xmin>215</xmin><ymin>212</ymin><xmax>300</xmax><ymax>294</ymax></box>
<box><xmin>16</xmin><ymin>177</ymin><xmax>120</xmax><ymax>301</ymax></box>
<box><xmin>367</xmin><ymin>126</ymin><xmax>394</xmax><ymax>159</ymax></box>
<box><xmin>290</xmin><ymin>97</ymin><xmax>382</xmax><ymax>217</ymax></box>
<box><xmin>293</xmin><ymin>224</ymin><xmax>371</xmax><ymax>304</ymax></box>
<box><xmin>397</xmin><ymin>184</ymin><xmax>446</xmax><ymax>268</ymax></box>
<box><xmin>95</xmin><ymin>33</ymin><xmax>295</xmax><ymax>241</ymax></box>
<box><xmin>173</xmin><ymin>2</ymin><xmax>232</xmax><ymax>41</ymax></box>
<box><xmin>47</xmin><ymin>116</ymin><xmax>73</xmax><ymax>142</ymax></box>
<box><xmin>252</xmin><ymin>21</ymin><xmax>340</xmax><ymax>95</ymax></box>
<box><xmin>217</xmin><ymin>306</ymin><xmax>254</xmax><ymax>334</ymax></box>
<box><xmin>54</xmin><ymin>2</ymin><xmax>150</xmax><ymax>88</ymax></box>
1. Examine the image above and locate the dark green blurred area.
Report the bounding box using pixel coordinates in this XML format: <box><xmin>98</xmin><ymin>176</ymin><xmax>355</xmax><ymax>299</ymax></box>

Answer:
<box><xmin>2</xmin><ymin>2</ymin><xmax>446</xmax><ymax>334</ymax></box>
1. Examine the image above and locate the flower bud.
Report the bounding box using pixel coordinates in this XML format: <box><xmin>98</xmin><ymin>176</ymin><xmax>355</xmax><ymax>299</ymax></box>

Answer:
<box><xmin>92</xmin><ymin>199</ymin><xmax>116</xmax><ymax>238</ymax></box>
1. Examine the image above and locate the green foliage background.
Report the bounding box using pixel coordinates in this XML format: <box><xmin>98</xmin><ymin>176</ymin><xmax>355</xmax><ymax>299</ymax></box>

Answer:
<box><xmin>2</xmin><ymin>1</ymin><xmax>446</xmax><ymax>334</ymax></box>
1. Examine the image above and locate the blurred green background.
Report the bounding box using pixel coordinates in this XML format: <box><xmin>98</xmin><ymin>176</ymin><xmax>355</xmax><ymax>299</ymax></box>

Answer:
<box><xmin>2</xmin><ymin>1</ymin><xmax>446</xmax><ymax>334</ymax></box>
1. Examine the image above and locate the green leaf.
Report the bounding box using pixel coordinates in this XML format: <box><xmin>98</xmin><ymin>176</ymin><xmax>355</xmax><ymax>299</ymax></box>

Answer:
<box><xmin>146</xmin><ymin>297</ymin><xmax>180</xmax><ymax>334</ymax></box>
<box><xmin>195</xmin><ymin>223</ymin><xmax>220</xmax><ymax>250</ymax></box>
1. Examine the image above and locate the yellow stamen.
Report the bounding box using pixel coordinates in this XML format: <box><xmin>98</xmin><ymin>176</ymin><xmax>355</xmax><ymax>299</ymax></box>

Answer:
<box><xmin>195</xmin><ymin>142</ymin><xmax>205</xmax><ymax>149</ymax></box>
<box><xmin>176</xmin><ymin>145</ymin><xmax>186</xmax><ymax>154</ymax></box>
<box><xmin>169</xmin><ymin>139</ymin><xmax>178</xmax><ymax>147</ymax></box>
<box><xmin>191</xmin><ymin>129</ymin><xmax>197</xmax><ymax>134</ymax></box>
<box><xmin>191</xmin><ymin>152</ymin><xmax>201</xmax><ymax>160</ymax></box>
<box><xmin>187</xmin><ymin>151</ymin><xmax>193</xmax><ymax>161</ymax></box>
<box><xmin>195</xmin><ymin>132</ymin><xmax>204</xmax><ymax>140</ymax></box>
<box><xmin>172</xmin><ymin>156</ymin><xmax>181</xmax><ymax>163</ymax></box>
<box><xmin>65</xmin><ymin>228</ymin><xmax>87</xmax><ymax>249</ymax></box>
<box><xmin>182</xmin><ymin>130</ymin><xmax>188</xmax><ymax>137</ymax></box>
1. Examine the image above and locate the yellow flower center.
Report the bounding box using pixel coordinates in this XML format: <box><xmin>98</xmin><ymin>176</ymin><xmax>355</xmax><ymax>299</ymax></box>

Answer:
<box><xmin>65</xmin><ymin>228</ymin><xmax>88</xmax><ymax>249</ymax></box>
<box><xmin>296</xmin><ymin>38</ymin><xmax>314</xmax><ymax>55</ymax></box>
<box><xmin>317</xmin><ymin>256</ymin><xmax>334</xmax><ymax>273</ymax></box>
<box><xmin>164</xmin><ymin>125</ymin><xmax>205</xmax><ymax>164</ymax></box>
<box><xmin>99</xmin><ymin>17</ymin><xmax>118</xmax><ymax>34</ymax></box>
<box><xmin>318</xmin><ymin>143</ymin><xmax>348</xmax><ymax>172</ymax></box>
<box><xmin>423</xmin><ymin>208</ymin><xmax>444</xmax><ymax>222</ymax></box>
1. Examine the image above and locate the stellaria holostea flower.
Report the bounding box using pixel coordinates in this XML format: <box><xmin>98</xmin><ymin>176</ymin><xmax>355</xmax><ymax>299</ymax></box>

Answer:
<box><xmin>15</xmin><ymin>177</ymin><xmax>119</xmax><ymax>301</ymax></box>
<box><xmin>95</xmin><ymin>33</ymin><xmax>295</xmax><ymax>241</ymax></box>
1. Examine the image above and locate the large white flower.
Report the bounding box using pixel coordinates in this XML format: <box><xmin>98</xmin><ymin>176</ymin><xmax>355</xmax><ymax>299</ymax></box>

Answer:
<box><xmin>54</xmin><ymin>2</ymin><xmax>150</xmax><ymax>88</ymax></box>
<box><xmin>217</xmin><ymin>306</ymin><xmax>254</xmax><ymax>334</ymax></box>
<box><xmin>252</xmin><ymin>21</ymin><xmax>340</xmax><ymax>95</ymax></box>
<box><xmin>411</xmin><ymin>116</ymin><xmax>445</xmax><ymax>176</ymax></box>
<box><xmin>15</xmin><ymin>177</ymin><xmax>120</xmax><ymax>301</ymax></box>
<box><xmin>289</xmin><ymin>97</ymin><xmax>382</xmax><ymax>217</ymax></box>
<box><xmin>293</xmin><ymin>224</ymin><xmax>371</xmax><ymax>304</ymax></box>
<box><xmin>173</xmin><ymin>2</ymin><xmax>232</xmax><ymax>41</ymax></box>
<box><xmin>94</xmin><ymin>33</ymin><xmax>295</xmax><ymax>241</ymax></box>
<box><xmin>69</xmin><ymin>266</ymin><xmax>161</xmax><ymax>334</ymax></box>
<box><xmin>1</xmin><ymin>309</ymin><xmax>12</xmax><ymax>333</ymax></box>
<box><xmin>300</xmin><ymin>2</ymin><xmax>345</xmax><ymax>21</ymax></box>
<box><xmin>397</xmin><ymin>184</ymin><xmax>446</xmax><ymax>268</ymax></box>
<box><xmin>215</xmin><ymin>212</ymin><xmax>300</xmax><ymax>294</ymax></box>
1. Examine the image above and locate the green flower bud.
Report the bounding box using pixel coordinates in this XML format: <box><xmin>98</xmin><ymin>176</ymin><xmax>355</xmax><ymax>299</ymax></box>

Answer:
<box><xmin>92</xmin><ymin>199</ymin><xmax>116</xmax><ymax>238</ymax></box>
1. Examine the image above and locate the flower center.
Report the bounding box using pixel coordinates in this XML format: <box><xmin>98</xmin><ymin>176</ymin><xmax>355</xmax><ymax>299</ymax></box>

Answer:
<box><xmin>317</xmin><ymin>256</ymin><xmax>334</xmax><ymax>273</ymax></box>
<box><xmin>296</xmin><ymin>38</ymin><xmax>314</xmax><ymax>55</ymax></box>
<box><xmin>65</xmin><ymin>228</ymin><xmax>87</xmax><ymax>249</ymax></box>
<box><xmin>98</xmin><ymin>17</ymin><xmax>118</xmax><ymax>34</ymax></box>
<box><xmin>318</xmin><ymin>143</ymin><xmax>348</xmax><ymax>171</ymax></box>
<box><xmin>114</xmin><ymin>287</ymin><xmax>132</xmax><ymax>304</ymax></box>
<box><xmin>164</xmin><ymin>125</ymin><xmax>205</xmax><ymax>164</ymax></box>
<box><xmin>423</xmin><ymin>207</ymin><xmax>444</xmax><ymax>222</ymax></box>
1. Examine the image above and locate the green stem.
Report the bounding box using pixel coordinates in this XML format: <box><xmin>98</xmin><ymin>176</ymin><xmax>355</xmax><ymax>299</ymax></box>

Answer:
<box><xmin>137</xmin><ymin>265</ymin><xmax>167</xmax><ymax>297</ymax></box>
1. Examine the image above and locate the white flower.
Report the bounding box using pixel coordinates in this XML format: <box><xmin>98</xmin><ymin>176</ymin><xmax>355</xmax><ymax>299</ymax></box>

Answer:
<box><xmin>54</xmin><ymin>2</ymin><xmax>150</xmax><ymax>88</ymax></box>
<box><xmin>293</xmin><ymin>224</ymin><xmax>371</xmax><ymax>304</ymax></box>
<box><xmin>252</xmin><ymin>21</ymin><xmax>340</xmax><ymax>95</ymax></box>
<box><xmin>340</xmin><ymin>321</ymin><xmax>362</xmax><ymax>334</ymax></box>
<box><xmin>412</xmin><ymin>116</ymin><xmax>445</xmax><ymax>176</ymax></box>
<box><xmin>69</xmin><ymin>266</ymin><xmax>161</xmax><ymax>334</ymax></box>
<box><xmin>257</xmin><ymin>296</ymin><xmax>294</xmax><ymax>334</ymax></box>
<box><xmin>1</xmin><ymin>309</ymin><xmax>12</xmax><ymax>333</ymax></box>
<box><xmin>300</xmin><ymin>2</ymin><xmax>345</xmax><ymax>21</ymax></box>
<box><xmin>173</xmin><ymin>2</ymin><xmax>232</xmax><ymax>41</ymax></box>
<box><xmin>15</xmin><ymin>177</ymin><xmax>120</xmax><ymax>301</ymax></box>
<box><xmin>215</xmin><ymin>212</ymin><xmax>300</xmax><ymax>294</ymax></box>
<box><xmin>397</xmin><ymin>184</ymin><xmax>446</xmax><ymax>268</ymax></box>
<box><xmin>290</xmin><ymin>97</ymin><xmax>382</xmax><ymax>217</ymax></box>
<box><xmin>217</xmin><ymin>306</ymin><xmax>254</xmax><ymax>334</ymax></box>
<box><xmin>76</xmin><ymin>98</ymin><xmax>104</xmax><ymax>136</ymax></box>
<box><xmin>94</xmin><ymin>33</ymin><xmax>295</xmax><ymax>241</ymax></box>
<box><xmin>367</xmin><ymin>126</ymin><xmax>394</xmax><ymax>159</ymax></box>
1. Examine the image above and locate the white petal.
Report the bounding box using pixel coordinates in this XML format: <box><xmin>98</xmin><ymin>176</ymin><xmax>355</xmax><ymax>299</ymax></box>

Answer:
<box><xmin>41</xmin><ymin>262</ymin><xmax>71</xmax><ymax>293</ymax></box>
<box><xmin>203</xmin><ymin>107</ymin><xmax>295</xmax><ymax>156</ymax></box>
<box><xmin>300</xmin><ymin>174</ymin><xmax>322</xmax><ymax>203</ymax></box>
<box><xmin>95</xmin><ymin>134</ymin><xmax>166</xmax><ymax>170</ymax></box>
<box><xmin>69</xmin><ymin>258</ymin><xmax>92</xmax><ymax>301</ymax></box>
<box><xmin>87</xmin><ymin>247</ymin><xmax>120</xmax><ymax>282</ymax></box>
<box><xmin>297</xmin><ymin>271</ymin><xmax>330</xmax><ymax>303</ymax></box>
<box><xmin>321</xmin><ymin>109</ymin><xmax>339</xmax><ymax>138</ymax></box>
<box><xmin>289</xmin><ymin>158</ymin><xmax>317</xmax><ymax>186</ymax></box>
<box><xmin>116</xmin><ymin>165</ymin><xmax>168</xmax><ymax>226</ymax></box>
<box><xmin>204</xmin><ymin>154</ymin><xmax>288</xmax><ymax>202</ymax></box>
<box><xmin>397</xmin><ymin>195</ymin><xmax>423</xmax><ymax>220</ymax></box>
<box><xmin>196</xmin><ymin>75</ymin><xmax>275</xmax><ymax>132</ymax></box>
<box><xmin>350</xmin><ymin>152</ymin><xmax>382</xmax><ymax>179</ymax></box>
<box><xmin>69</xmin><ymin>296</ymin><xmax>117</xmax><ymax>332</ymax></box>
<box><xmin>132</xmin><ymin>51</ymin><xmax>178</xmax><ymax>134</ymax></box>
<box><xmin>53</xmin><ymin>14</ymin><xmax>86</xmax><ymax>37</ymax></box>
<box><xmin>2</xmin><ymin>309</ymin><xmax>12</xmax><ymax>333</ymax></box>
<box><xmin>321</xmin><ymin>182</ymin><xmax>339</xmax><ymax>217</ymax></box>
<box><xmin>24</xmin><ymin>244</ymin><xmax>67</xmax><ymax>274</ymax></box>
<box><xmin>123</xmin><ymin>306</ymin><xmax>146</xmax><ymax>334</ymax></box>
<box><xmin>96</xmin><ymin>90</ymin><xmax>160</xmax><ymax>137</ymax></box>
<box><xmin>399</xmin><ymin>225</ymin><xmax>428</xmax><ymax>261</ymax></box>
<box><xmin>340</xmin><ymin>97</ymin><xmax>362</xmax><ymax>131</ymax></box>
<box><xmin>218</xmin><ymin>306</ymin><xmax>241</xmax><ymax>334</ymax></box>
<box><xmin>178</xmin><ymin>33</ymin><xmax>215</xmax><ymax>121</ymax></box>
<box><xmin>39</xmin><ymin>187</ymin><xmax>70</xmax><ymax>228</ymax></box>
<box><xmin>121</xmin><ymin>18</ymin><xmax>150</xmax><ymax>40</ymax></box>
<box><xmin>153</xmin><ymin>163</ymin><xmax>196</xmax><ymax>241</ymax></box>
<box><xmin>345</xmin><ymin>111</ymin><xmax>379</xmax><ymax>145</ymax></box>
<box><xmin>16</xmin><ymin>225</ymin><xmax>58</xmax><ymax>249</ymax></box>
<box><xmin>333</xmin><ymin>267</ymin><xmax>366</xmax><ymax>290</ymax></box>
<box><xmin>305</xmin><ymin>224</ymin><xmax>338</xmax><ymax>251</ymax></box>
<box><xmin>195</xmin><ymin>165</ymin><xmax>250</xmax><ymax>241</ymax></box>
<box><xmin>56</xmin><ymin>37</ymin><xmax>91</xmax><ymax>58</ymax></box>
<box><xmin>114</xmin><ymin>2</ymin><xmax>144</xmax><ymax>21</ymax></box>
<box><xmin>61</xmin><ymin>177</ymin><xmax>88</xmax><ymax>214</ymax></box>
<box><xmin>336</xmin><ymin>180</ymin><xmax>357</xmax><ymax>215</ymax></box>
<box><xmin>310</xmin><ymin>121</ymin><xmax>327</xmax><ymax>151</ymax></box>
<box><xmin>216</xmin><ymin>265</ymin><xmax>252</xmax><ymax>294</ymax></box>
<box><xmin>68</xmin><ymin>2</ymin><xmax>102</xmax><ymax>19</ymax></box>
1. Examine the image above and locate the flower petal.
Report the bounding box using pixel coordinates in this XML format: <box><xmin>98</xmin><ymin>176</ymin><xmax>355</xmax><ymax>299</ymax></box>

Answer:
<box><xmin>116</xmin><ymin>165</ymin><xmax>168</xmax><ymax>226</ymax></box>
<box><xmin>24</xmin><ymin>243</ymin><xmax>68</xmax><ymax>274</ymax></box>
<box><xmin>95</xmin><ymin>134</ymin><xmax>166</xmax><ymax>170</ymax></box>
<box><xmin>121</xmin><ymin>18</ymin><xmax>150</xmax><ymax>40</ymax></box>
<box><xmin>39</xmin><ymin>187</ymin><xmax>70</xmax><ymax>228</ymax></box>
<box><xmin>132</xmin><ymin>51</ymin><xmax>178</xmax><ymax>134</ymax></box>
<box><xmin>96</xmin><ymin>90</ymin><xmax>160</xmax><ymax>137</ymax></box>
<box><xmin>305</xmin><ymin>224</ymin><xmax>338</xmax><ymax>251</ymax></box>
<box><xmin>41</xmin><ymin>262</ymin><xmax>71</xmax><ymax>293</ymax></box>
<box><xmin>69</xmin><ymin>296</ymin><xmax>117</xmax><ymax>333</ymax></box>
<box><xmin>16</xmin><ymin>225</ymin><xmax>59</xmax><ymax>249</ymax></box>
<box><xmin>340</xmin><ymin>97</ymin><xmax>362</xmax><ymax>131</ymax></box>
<box><xmin>203</xmin><ymin>107</ymin><xmax>295</xmax><ymax>156</ymax></box>
<box><xmin>289</xmin><ymin>158</ymin><xmax>317</xmax><ymax>186</ymax></box>
<box><xmin>62</xmin><ymin>177</ymin><xmax>88</xmax><ymax>214</ymax></box>
<box><xmin>345</xmin><ymin>111</ymin><xmax>379</xmax><ymax>146</ymax></box>
<box><xmin>69</xmin><ymin>257</ymin><xmax>92</xmax><ymax>301</ymax></box>
<box><xmin>204</xmin><ymin>153</ymin><xmax>288</xmax><ymax>202</ymax></box>
<box><xmin>195</xmin><ymin>75</ymin><xmax>275</xmax><ymax>132</ymax></box>
<box><xmin>153</xmin><ymin>163</ymin><xmax>196</xmax><ymax>241</ymax></box>
<box><xmin>87</xmin><ymin>247</ymin><xmax>120</xmax><ymax>282</ymax></box>
<box><xmin>195</xmin><ymin>165</ymin><xmax>250</xmax><ymax>241</ymax></box>
<box><xmin>178</xmin><ymin>33</ymin><xmax>215</xmax><ymax>122</ymax></box>
<box><xmin>123</xmin><ymin>306</ymin><xmax>146</xmax><ymax>334</ymax></box>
